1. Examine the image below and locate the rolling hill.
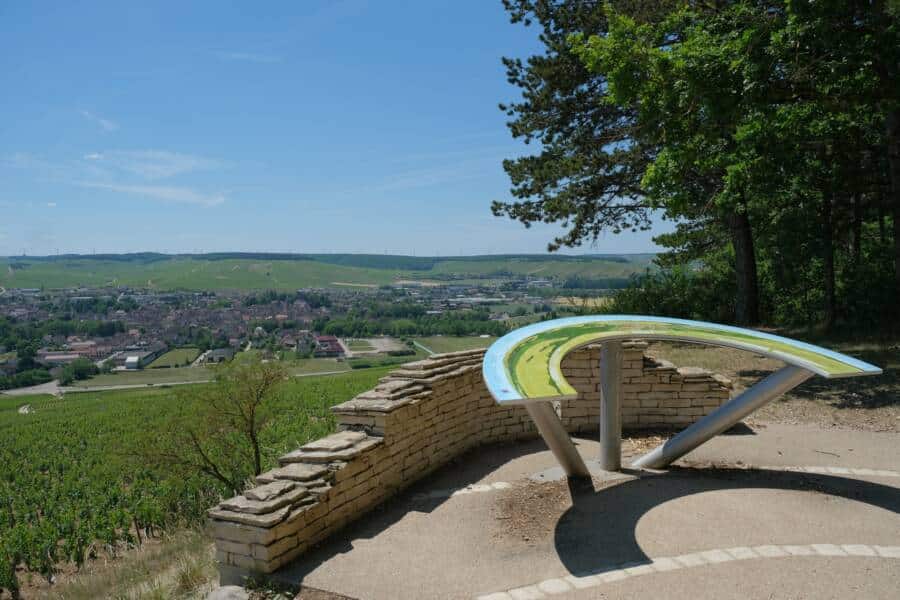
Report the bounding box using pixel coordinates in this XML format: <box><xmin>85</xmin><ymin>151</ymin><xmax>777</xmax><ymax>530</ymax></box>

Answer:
<box><xmin>0</xmin><ymin>253</ymin><xmax>655</xmax><ymax>291</ymax></box>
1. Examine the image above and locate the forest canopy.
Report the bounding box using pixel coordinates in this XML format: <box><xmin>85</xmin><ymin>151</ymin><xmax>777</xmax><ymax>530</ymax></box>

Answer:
<box><xmin>497</xmin><ymin>0</ymin><xmax>900</xmax><ymax>331</ymax></box>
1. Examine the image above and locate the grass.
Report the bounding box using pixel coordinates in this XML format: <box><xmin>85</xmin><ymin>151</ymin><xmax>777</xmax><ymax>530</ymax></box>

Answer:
<box><xmin>36</xmin><ymin>529</ymin><xmax>215</xmax><ymax>600</ymax></box>
<box><xmin>346</xmin><ymin>347</ymin><xmax>428</xmax><ymax>369</ymax></box>
<box><xmin>70</xmin><ymin>367</ymin><xmax>213</xmax><ymax>387</ymax></box>
<box><xmin>72</xmin><ymin>357</ymin><xmax>355</xmax><ymax>387</ymax></box>
<box><xmin>147</xmin><ymin>348</ymin><xmax>200</xmax><ymax>369</ymax></box>
<box><xmin>414</xmin><ymin>336</ymin><xmax>493</xmax><ymax>354</ymax></box>
<box><xmin>285</xmin><ymin>357</ymin><xmax>351</xmax><ymax>375</ymax></box>
<box><xmin>553</xmin><ymin>296</ymin><xmax>612</xmax><ymax>309</ymax></box>
<box><xmin>345</xmin><ymin>339</ymin><xmax>375</xmax><ymax>351</ymax></box>
<box><xmin>3</xmin><ymin>368</ymin><xmax>393</xmax><ymax>596</ymax></box>
<box><xmin>0</xmin><ymin>254</ymin><xmax>654</xmax><ymax>291</ymax></box>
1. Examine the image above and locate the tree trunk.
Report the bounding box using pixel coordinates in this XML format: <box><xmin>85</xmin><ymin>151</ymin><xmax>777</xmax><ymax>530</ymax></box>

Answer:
<box><xmin>822</xmin><ymin>194</ymin><xmax>836</xmax><ymax>330</ymax></box>
<box><xmin>850</xmin><ymin>194</ymin><xmax>862</xmax><ymax>269</ymax></box>
<box><xmin>728</xmin><ymin>211</ymin><xmax>760</xmax><ymax>325</ymax></box>
<box><xmin>889</xmin><ymin>109</ymin><xmax>900</xmax><ymax>300</ymax></box>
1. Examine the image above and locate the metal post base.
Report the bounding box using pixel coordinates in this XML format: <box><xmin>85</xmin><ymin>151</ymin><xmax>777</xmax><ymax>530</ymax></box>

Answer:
<box><xmin>632</xmin><ymin>365</ymin><xmax>812</xmax><ymax>470</ymax></box>
<box><xmin>526</xmin><ymin>401</ymin><xmax>590</xmax><ymax>478</ymax></box>
<box><xmin>599</xmin><ymin>341</ymin><xmax>623</xmax><ymax>471</ymax></box>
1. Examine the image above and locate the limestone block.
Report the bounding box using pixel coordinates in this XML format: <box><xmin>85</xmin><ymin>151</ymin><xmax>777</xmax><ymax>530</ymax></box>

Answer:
<box><xmin>331</xmin><ymin>396</ymin><xmax>413</xmax><ymax>414</ymax></box>
<box><xmin>209</xmin><ymin>518</ymin><xmax>277</xmax><ymax>546</ymax></box>
<box><xmin>219</xmin><ymin>486</ymin><xmax>308</xmax><ymax>515</ymax></box>
<box><xmin>302</xmin><ymin>430</ymin><xmax>367</xmax><ymax>452</ymax></box>
<box><xmin>252</xmin><ymin>533</ymin><xmax>298</xmax><ymax>561</ymax></box>
<box><xmin>681</xmin><ymin>383</ymin><xmax>713</xmax><ymax>392</ymax></box>
<box><xmin>659</xmin><ymin>398</ymin><xmax>691</xmax><ymax>408</ymax></box>
<box><xmin>676</xmin><ymin>366</ymin><xmax>711</xmax><ymax>378</ymax></box>
<box><xmin>228</xmin><ymin>552</ymin><xmax>274</xmax><ymax>574</ymax></box>
<box><xmin>215</xmin><ymin>538</ymin><xmax>252</xmax><ymax>557</ymax></box>
<box><xmin>266</xmin><ymin>463</ymin><xmax>330</xmax><ymax>483</ymax></box>
<box><xmin>209</xmin><ymin>505</ymin><xmax>291</xmax><ymax>528</ymax></box>
<box><xmin>651</xmin><ymin>383</ymin><xmax>683</xmax><ymax>392</ymax></box>
<box><xmin>712</xmin><ymin>374</ymin><xmax>734</xmax><ymax>389</ymax></box>
<box><xmin>280</xmin><ymin>436</ymin><xmax>382</xmax><ymax>464</ymax></box>
<box><xmin>243</xmin><ymin>480</ymin><xmax>296</xmax><ymax>502</ymax></box>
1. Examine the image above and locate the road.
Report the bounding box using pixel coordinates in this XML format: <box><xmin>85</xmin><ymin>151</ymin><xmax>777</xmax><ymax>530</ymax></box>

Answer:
<box><xmin>412</xmin><ymin>340</ymin><xmax>435</xmax><ymax>355</ymax></box>
<box><xmin>1</xmin><ymin>380</ymin><xmax>62</xmax><ymax>397</ymax></box>
<box><xmin>192</xmin><ymin>349</ymin><xmax>211</xmax><ymax>367</ymax></box>
<box><xmin>1</xmin><ymin>369</ymin><xmax>355</xmax><ymax>397</ymax></box>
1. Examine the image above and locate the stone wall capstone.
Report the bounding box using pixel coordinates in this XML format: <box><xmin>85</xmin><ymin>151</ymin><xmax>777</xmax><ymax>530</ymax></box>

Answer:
<box><xmin>210</xmin><ymin>342</ymin><xmax>732</xmax><ymax>579</ymax></box>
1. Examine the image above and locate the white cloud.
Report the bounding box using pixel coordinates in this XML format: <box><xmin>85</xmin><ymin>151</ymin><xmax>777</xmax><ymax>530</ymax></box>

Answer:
<box><xmin>7</xmin><ymin>150</ymin><xmax>228</xmax><ymax>209</ymax></box>
<box><xmin>78</xmin><ymin>181</ymin><xmax>225</xmax><ymax>207</ymax></box>
<box><xmin>80</xmin><ymin>110</ymin><xmax>119</xmax><ymax>132</ymax></box>
<box><xmin>82</xmin><ymin>150</ymin><xmax>221</xmax><ymax>179</ymax></box>
<box><xmin>215</xmin><ymin>51</ymin><xmax>281</xmax><ymax>63</ymax></box>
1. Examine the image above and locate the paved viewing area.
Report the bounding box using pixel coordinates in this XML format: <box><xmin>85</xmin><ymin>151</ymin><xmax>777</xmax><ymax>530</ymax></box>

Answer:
<box><xmin>275</xmin><ymin>426</ymin><xmax>898</xmax><ymax>599</ymax></box>
<box><xmin>206</xmin><ymin>324</ymin><xmax>896</xmax><ymax>600</ymax></box>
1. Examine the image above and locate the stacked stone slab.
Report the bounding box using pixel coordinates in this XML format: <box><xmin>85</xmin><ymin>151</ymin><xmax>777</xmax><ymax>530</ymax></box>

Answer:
<box><xmin>558</xmin><ymin>341</ymin><xmax>733</xmax><ymax>430</ymax></box>
<box><xmin>210</xmin><ymin>344</ymin><xmax>732</xmax><ymax>579</ymax></box>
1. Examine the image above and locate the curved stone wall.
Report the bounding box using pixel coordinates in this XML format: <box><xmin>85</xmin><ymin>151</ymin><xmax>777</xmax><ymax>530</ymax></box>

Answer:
<box><xmin>210</xmin><ymin>343</ymin><xmax>732</xmax><ymax>579</ymax></box>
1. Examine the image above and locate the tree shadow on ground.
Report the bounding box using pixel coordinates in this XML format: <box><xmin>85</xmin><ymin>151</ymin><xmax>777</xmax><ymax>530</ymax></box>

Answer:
<box><xmin>797</xmin><ymin>353</ymin><xmax>899</xmax><ymax>409</ymax></box>
<box><xmin>734</xmin><ymin>349</ymin><xmax>898</xmax><ymax>410</ymax></box>
<box><xmin>554</xmin><ymin>467</ymin><xmax>900</xmax><ymax>576</ymax></box>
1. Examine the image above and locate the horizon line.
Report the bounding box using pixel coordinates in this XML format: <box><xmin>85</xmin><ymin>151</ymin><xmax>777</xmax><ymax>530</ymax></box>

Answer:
<box><xmin>3</xmin><ymin>250</ymin><xmax>658</xmax><ymax>260</ymax></box>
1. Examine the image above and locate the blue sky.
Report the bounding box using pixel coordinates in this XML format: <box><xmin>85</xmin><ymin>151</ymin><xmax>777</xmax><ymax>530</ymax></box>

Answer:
<box><xmin>1</xmin><ymin>1</ymin><xmax>669</xmax><ymax>257</ymax></box>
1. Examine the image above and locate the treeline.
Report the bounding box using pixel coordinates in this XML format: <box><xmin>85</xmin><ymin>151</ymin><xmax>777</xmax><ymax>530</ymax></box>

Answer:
<box><xmin>498</xmin><ymin>0</ymin><xmax>900</xmax><ymax>331</ymax></box>
<box><xmin>561</xmin><ymin>276</ymin><xmax>632</xmax><ymax>290</ymax></box>
<box><xmin>0</xmin><ymin>317</ymin><xmax>126</xmax><ymax>389</ymax></box>
<box><xmin>243</xmin><ymin>290</ymin><xmax>332</xmax><ymax>309</ymax></box>
<box><xmin>0</xmin><ymin>369</ymin><xmax>52</xmax><ymax>390</ymax></box>
<box><xmin>61</xmin><ymin>296</ymin><xmax>137</xmax><ymax>315</ymax></box>
<box><xmin>313</xmin><ymin>309</ymin><xmax>507</xmax><ymax>337</ymax></box>
<box><xmin>174</xmin><ymin>327</ymin><xmax>230</xmax><ymax>352</ymax></box>
<box><xmin>0</xmin><ymin>317</ymin><xmax>125</xmax><ymax>352</ymax></box>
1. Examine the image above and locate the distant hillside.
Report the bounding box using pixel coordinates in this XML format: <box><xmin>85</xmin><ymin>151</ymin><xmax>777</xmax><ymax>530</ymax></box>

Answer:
<box><xmin>0</xmin><ymin>253</ymin><xmax>655</xmax><ymax>291</ymax></box>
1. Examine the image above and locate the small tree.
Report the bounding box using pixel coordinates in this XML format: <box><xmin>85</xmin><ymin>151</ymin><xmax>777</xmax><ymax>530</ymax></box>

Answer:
<box><xmin>147</xmin><ymin>356</ymin><xmax>288</xmax><ymax>495</ymax></box>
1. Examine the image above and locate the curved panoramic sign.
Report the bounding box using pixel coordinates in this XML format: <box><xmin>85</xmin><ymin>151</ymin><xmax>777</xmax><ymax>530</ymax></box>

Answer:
<box><xmin>483</xmin><ymin>315</ymin><xmax>882</xmax><ymax>404</ymax></box>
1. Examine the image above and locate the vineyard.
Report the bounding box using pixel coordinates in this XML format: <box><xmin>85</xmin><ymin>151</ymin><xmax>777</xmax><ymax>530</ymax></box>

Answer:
<box><xmin>0</xmin><ymin>368</ymin><xmax>389</xmax><ymax>597</ymax></box>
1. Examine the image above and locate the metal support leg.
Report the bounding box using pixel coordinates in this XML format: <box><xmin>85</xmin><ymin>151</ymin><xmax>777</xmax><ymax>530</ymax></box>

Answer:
<box><xmin>526</xmin><ymin>401</ymin><xmax>590</xmax><ymax>478</ymax></box>
<box><xmin>632</xmin><ymin>365</ymin><xmax>812</xmax><ymax>470</ymax></box>
<box><xmin>600</xmin><ymin>341</ymin><xmax>623</xmax><ymax>471</ymax></box>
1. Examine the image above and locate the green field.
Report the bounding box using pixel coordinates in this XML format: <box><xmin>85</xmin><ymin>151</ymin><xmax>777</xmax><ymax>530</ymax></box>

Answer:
<box><xmin>415</xmin><ymin>335</ymin><xmax>493</xmax><ymax>354</ymax></box>
<box><xmin>0</xmin><ymin>368</ymin><xmax>390</xmax><ymax>593</ymax></box>
<box><xmin>147</xmin><ymin>347</ymin><xmax>200</xmax><ymax>368</ymax></box>
<box><xmin>70</xmin><ymin>366</ymin><xmax>213</xmax><ymax>387</ymax></box>
<box><xmin>0</xmin><ymin>253</ymin><xmax>654</xmax><ymax>291</ymax></box>
<box><xmin>346</xmin><ymin>339</ymin><xmax>375</xmax><ymax>351</ymax></box>
<box><xmin>285</xmin><ymin>357</ymin><xmax>351</xmax><ymax>375</ymax></box>
<box><xmin>346</xmin><ymin>347</ymin><xmax>429</xmax><ymax>369</ymax></box>
<box><xmin>69</xmin><ymin>357</ymin><xmax>368</xmax><ymax>388</ymax></box>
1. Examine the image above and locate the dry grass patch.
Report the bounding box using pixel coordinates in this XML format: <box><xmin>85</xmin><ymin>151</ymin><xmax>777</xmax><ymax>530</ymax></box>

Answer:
<box><xmin>647</xmin><ymin>340</ymin><xmax>900</xmax><ymax>432</ymax></box>
<box><xmin>36</xmin><ymin>530</ymin><xmax>215</xmax><ymax>600</ymax></box>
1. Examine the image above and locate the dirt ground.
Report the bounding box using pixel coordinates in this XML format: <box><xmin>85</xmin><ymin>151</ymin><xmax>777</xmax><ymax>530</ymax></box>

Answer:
<box><xmin>647</xmin><ymin>341</ymin><xmax>900</xmax><ymax>432</ymax></box>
